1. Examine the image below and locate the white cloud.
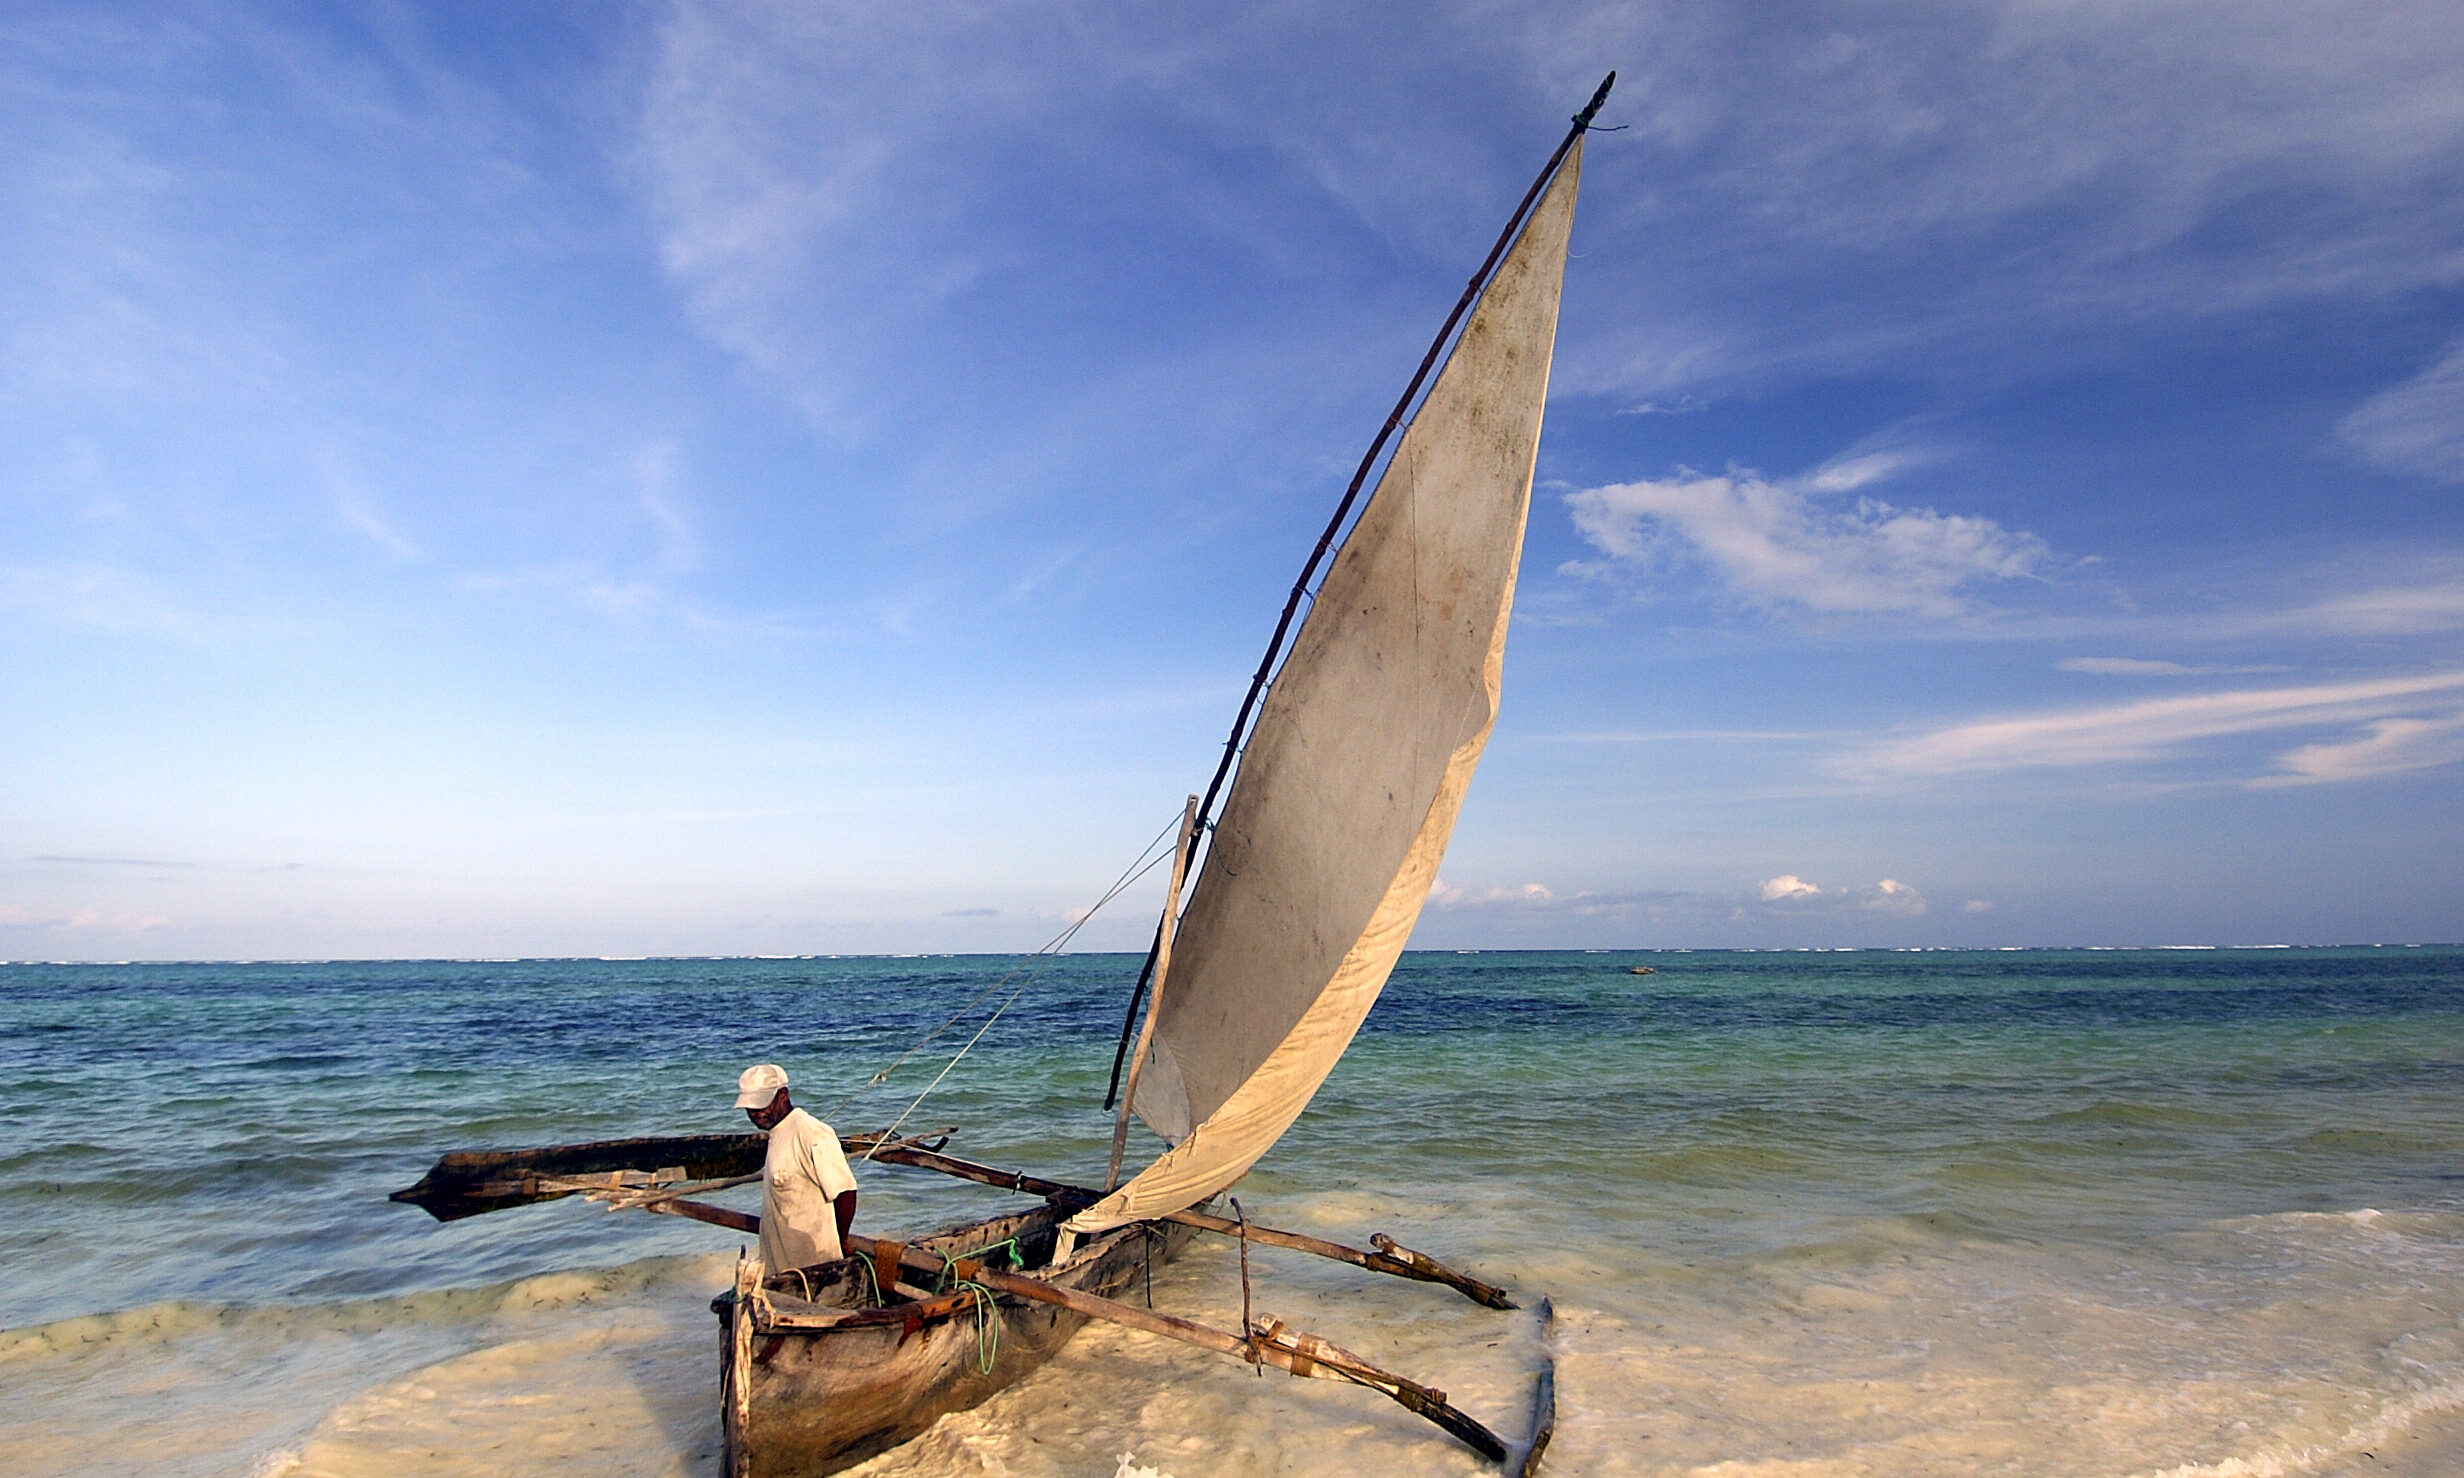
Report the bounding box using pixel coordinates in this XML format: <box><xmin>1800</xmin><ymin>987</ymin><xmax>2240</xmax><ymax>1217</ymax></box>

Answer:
<box><xmin>1620</xmin><ymin>395</ymin><xmax>1711</xmax><ymax>417</ymax></box>
<box><xmin>1857</xmin><ymin>671</ymin><xmax>2464</xmax><ymax>782</ymax></box>
<box><xmin>632</xmin><ymin>441</ymin><xmax>702</xmax><ymax>572</ymax></box>
<box><xmin>1540</xmin><ymin>0</ymin><xmax>2464</xmax><ymax>395</ymax></box>
<box><xmin>0</xmin><ymin>903</ymin><xmax>172</xmax><ymax>932</ymax></box>
<box><xmin>1863</xmin><ymin>878</ymin><xmax>1928</xmax><ymax>916</ymax></box>
<box><xmin>1756</xmin><ymin>874</ymin><xmax>1928</xmax><ymax>915</ymax></box>
<box><xmin>2258</xmin><ymin>713</ymin><xmax>2464</xmax><ymax>787</ymax></box>
<box><xmin>2339</xmin><ymin>339</ymin><xmax>2464</xmax><ymax>483</ymax></box>
<box><xmin>1428</xmin><ymin>879</ymin><xmax>1556</xmax><ymax>909</ymax></box>
<box><xmin>2058</xmin><ymin>657</ymin><xmax>2287</xmax><ymax>676</ymax></box>
<box><xmin>2295</xmin><ymin>581</ymin><xmax>2464</xmax><ymax>636</ymax></box>
<box><xmin>1962</xmin><ymin>899</ymin><xmax>1996</xmax><ymax>914</ymax></box>
<box><xmin>336</xmin><ymin>494</ymin><xmax>420</xmax><ymax>560</ymax></box>
<box><xmin>1567</xmin><ymin>454</ymin><xmax>2049</xmax><ymax>618</ymax></box>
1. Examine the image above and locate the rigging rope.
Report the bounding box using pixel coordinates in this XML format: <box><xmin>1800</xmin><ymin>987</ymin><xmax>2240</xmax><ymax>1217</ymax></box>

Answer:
<box><xmin>816</xmin><ymin>805</ymin><xmax>1188</xmax><ymax>1140</ymax></box>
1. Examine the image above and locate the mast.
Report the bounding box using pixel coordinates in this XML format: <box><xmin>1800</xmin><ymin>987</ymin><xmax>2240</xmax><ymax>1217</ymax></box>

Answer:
<box><xmin>1107</xmin><ymin>794</ymin><xmax>1199</xmax><ymax>1191</ymax></box>
<box><xmin>1101</xmin><ymin>70</ymin><xmax>1617</xmax><ymax>1110</ymax></box>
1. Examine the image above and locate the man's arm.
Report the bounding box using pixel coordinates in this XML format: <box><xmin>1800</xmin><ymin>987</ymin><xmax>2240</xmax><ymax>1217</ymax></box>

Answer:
<box><xmin>833</xmin><ymin>1190</ymin><xmax>857</xmax><ymax>1246</ymax></box>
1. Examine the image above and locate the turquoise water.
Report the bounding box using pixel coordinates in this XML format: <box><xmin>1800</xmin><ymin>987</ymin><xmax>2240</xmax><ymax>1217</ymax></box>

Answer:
<box><xmin>6</xmin><ymin>948</ymin><xmax>2463</xmax><ymax>1476</ymax></box>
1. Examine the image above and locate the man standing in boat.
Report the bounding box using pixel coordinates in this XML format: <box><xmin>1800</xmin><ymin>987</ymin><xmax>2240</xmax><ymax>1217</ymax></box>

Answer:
<box><xmin>735</xmin><ymin>1063</ymin><xmax>859</xmax><ymax>1271</ymax></box>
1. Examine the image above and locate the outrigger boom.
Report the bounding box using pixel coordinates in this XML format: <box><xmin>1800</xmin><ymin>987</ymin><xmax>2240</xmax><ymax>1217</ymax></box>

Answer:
<box><xmin>391</xmin><ymin>1128</ymin><xmax>1537</xmax><ymax>1465</ymax></box>
<box><xmin>391</xmin><ymin>1130</ymin><xmax>1514</xmax><ymax>1309</ymax></box>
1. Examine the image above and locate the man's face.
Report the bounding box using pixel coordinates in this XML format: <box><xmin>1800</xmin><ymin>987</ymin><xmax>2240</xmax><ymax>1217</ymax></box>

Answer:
<box><xmin>747</xmin><ymin>1091</ymin><xmax>791</xmax><ymax>1130</ymax></box>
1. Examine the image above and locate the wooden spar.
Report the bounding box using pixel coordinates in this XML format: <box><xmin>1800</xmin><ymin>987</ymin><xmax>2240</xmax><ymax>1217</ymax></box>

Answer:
<box><xmin>863</xmin><ymin>1142</ymin><xmax>1514</xmax><ymax>1308</ymax></box>
<box><xmin>1108</xmin><ymin>794</ymin><xmax>1200</xmax><ymax>1191</ymax></box>
<box><xmin>390</xmin><ymin>1131</ymin><xmax>1512</xmax><ymax>1309</ymax></box>
<box><xmin>649</xmin><ymin>1196</ymin><xmax>758</xmax><ymax>1234</ymax></box>
<box><xmin>835</xmin><ymin>1230</ymin><xmax>1508</xmax><ymax>1462</ymax></box>
<box><xmin>645</xmin><ymin>1143</ymin><xmax>1514</xmax><ymax>1309</ymax></box>
<box><xmin>1518</xmin><ymin>1296</ymin><xmax>1557</xmax><ymax>1478</ymax></box>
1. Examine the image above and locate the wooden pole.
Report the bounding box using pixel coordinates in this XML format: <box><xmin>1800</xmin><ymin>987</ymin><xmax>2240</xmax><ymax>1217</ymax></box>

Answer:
<box><xmin>393</xmin><ymin>1130</ymin><xmax>1515</xmax><ymax>1308</ymax></box>
<box><xmin>864</xmin><ymin>1141</ymin><xmax>1516</xmax><ymax>1308</ymax></box>
<box><xmin>1108</xmin><ymin>793</ymin><xmax>1199</xmax><ymax>1192</ymax></box>
<box><xmin>843</xmin><ymin>1230</ymin><xmax>1509</xmax><ymax>1462</ymax></box>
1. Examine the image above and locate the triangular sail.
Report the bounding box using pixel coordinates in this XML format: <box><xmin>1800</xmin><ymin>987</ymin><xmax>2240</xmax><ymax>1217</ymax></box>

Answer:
<box><xmin>1066</xmin><ymin>141</ymin><xmax>1584</xmax><ymax>1236</ymax></box>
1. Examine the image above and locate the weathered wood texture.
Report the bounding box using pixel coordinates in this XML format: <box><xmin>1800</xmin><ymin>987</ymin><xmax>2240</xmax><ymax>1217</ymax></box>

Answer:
<box><xmin>867</xmin><ymin>1144</ymin><xmax>1514</xmax><ymax>1307</ymax></box>
<box><xmin>392</xmin><ymin>1134</ymin><xmax>1514</xmax><ymax>1308</ymax></box>
<box><xmin>389</xmin><ymin>1133</ymin><xmax>766</xmax><ymax>1220</ymax></box>
<box><xmin>918</xmin><ymin>1255</ymin><xmax>1508</xmax><ymax>1462</ymax></box>
<box><xmin>720</xmin><ymin>1203</ymin><xmax>1198</xmax><ymax>1478</ymax></box>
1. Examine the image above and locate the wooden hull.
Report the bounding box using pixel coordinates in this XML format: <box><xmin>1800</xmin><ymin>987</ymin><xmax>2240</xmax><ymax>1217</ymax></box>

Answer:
<box><xmin>718</xmin><ymin>1200</ymin><xmax>1200</xmax><ymax>1478</ymax></box>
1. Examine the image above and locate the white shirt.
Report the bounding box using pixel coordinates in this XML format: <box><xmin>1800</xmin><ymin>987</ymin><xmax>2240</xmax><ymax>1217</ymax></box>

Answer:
<box><xmin>758</xmin><ymin>1107</ymin><xmax>859</xmax><ymax>1273</ymax></box>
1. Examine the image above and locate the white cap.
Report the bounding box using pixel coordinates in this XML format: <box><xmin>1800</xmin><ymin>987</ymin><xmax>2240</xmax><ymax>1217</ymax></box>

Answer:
<box><xmin>734</xmin><ymin>1063</ymin><xmax>789</xmax><ymax>1110</ymax></box>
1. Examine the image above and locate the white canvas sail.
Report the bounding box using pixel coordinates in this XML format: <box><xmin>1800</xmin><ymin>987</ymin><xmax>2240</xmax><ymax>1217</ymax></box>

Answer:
<box><xmin>1066</xmin><ymin>140</ymin><xmax>1584</xmax><ymax>1236</ymax></box>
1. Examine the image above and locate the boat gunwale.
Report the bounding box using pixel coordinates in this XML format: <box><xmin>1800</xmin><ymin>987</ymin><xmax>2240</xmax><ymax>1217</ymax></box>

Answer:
<box><xmin>723</xmin><ymin>1199</ymin><xmax>1175</xmax><ymax>1339</ymax></box>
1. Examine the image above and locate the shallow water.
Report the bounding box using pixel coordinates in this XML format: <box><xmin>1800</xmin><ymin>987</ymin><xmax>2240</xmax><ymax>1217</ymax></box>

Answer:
<box><xmin>5</xmin><ymin>948</ymin><xmax>2463</xmax><ymax>1476</ymax></box>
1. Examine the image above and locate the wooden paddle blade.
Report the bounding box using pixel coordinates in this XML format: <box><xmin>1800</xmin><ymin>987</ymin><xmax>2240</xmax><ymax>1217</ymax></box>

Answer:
<box><xmin>388</xmin><ymin>1133</ymin><xmax>767</xmax><ymax>1221</ymax></box>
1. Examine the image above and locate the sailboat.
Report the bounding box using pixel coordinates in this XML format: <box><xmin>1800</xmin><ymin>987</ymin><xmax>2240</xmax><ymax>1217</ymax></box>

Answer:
<box><xmin>391</xmin><ymin>75</ymin><xmax>1610</xmax><ymax>1478</ymax></box>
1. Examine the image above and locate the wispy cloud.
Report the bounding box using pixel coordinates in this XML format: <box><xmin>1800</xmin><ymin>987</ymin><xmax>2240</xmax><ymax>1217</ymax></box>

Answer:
<box><xmin>632</xmin><ymin>441</ymin><xmax>702</xmax><ymax>572</ymax></box>
<box><xmin>1760</xmin><ymin>874</ymin><xmax>1821</xmax><ymax>901</ymax></box>
<box><xmin>336</xmin><ymin>494</ymin><xmax>421</xmax><ymax>560</ymax></box>
<box><xmin>1566</xmin><ymin>450</ymin><xmax>2049</xmax><ymax>618</ymax></box>
<box><xmin>1544</xmin><ymin>0</ymin><xmax>2464</xmax><ymax>395</ymax></box>
<box><xmin>2294</xmin><ymin>580</ymin><xmax>2464</xmax><ymax>637</ymax></box>
<box><xmin>0</xmin><ymin>904</ymin><xmax>172</xmax><ymax>932</ymax></box>
<box><xmin>461</xmin><ymin>565</ymin><xmax>669</xmax><ymax>620</ymax></box>
<box><xmin>2058</xmin><ymin>657</ymin><xmax>2288</xmax><ymax>676</ymax></box>
<box><xmin>2259</xmin><ymin>714</ymin><xmax>2464</xmax><ymax>787</ymax></box>
<box><xmin>1857</xmin><ymin>672</ymin><xmax>2464</xmax><ymax>784</ymax></box>
<box><xmin>0</xmin><ymin>562</ymin><xmax>191</xmax><ymax>635</ymax></box>
<box><xmin>31</xmin><ymin>854</ymin><xmax>191</xmax><ymax>868</ymax></box>
<box><xmin>2339</xmin><ymin>338</ymin><xmax>2464</xmax><ymax>483</ymax></box>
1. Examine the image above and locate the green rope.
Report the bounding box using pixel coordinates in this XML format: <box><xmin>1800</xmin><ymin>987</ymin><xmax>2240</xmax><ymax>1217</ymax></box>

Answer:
<box><xmin>929</xmin><ymin>1237</ymin><xmax>1021</xmax><ymax>1376</ymax></box>
<box><xmin>956</xmin><ymin>1282</ymin><xmax>999</xmax><ymax>1374</ymax></box>
<box><xmin>933</xmin><ymin>1237</ymin><xmax>1022</xmax><ymax>1289</ymax></box>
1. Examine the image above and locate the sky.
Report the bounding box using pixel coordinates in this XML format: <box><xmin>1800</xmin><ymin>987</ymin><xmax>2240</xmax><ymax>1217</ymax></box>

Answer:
<box><xmin>4</xmin><ymin>0</ymin><xmax>2461</xmax><ymax>959</ymax></box>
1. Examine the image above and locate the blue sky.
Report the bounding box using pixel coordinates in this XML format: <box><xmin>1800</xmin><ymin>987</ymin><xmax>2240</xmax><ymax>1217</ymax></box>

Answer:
<box><xmin>4</xmin><ymin>0</ymin><xmax>2461</xmax><ymax>959</ymax></box>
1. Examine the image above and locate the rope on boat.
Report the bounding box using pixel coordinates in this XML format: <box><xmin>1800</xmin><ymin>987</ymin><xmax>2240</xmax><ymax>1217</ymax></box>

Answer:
<box><xmin>934</xmin><ymin>1237</ymin><xmax>1022</xmax><ymax>1286</ymax></box>
<box><xmin>911</xmin><ymin>1236</ymin><xmax>1022</xmax><ymax>1375</ymax></box>
<box><xmin>817</xmin><ymin>805</ymin><xmax>1186</xmax><ymax>1134</ymax></box>
<box><xmin>957</xmin><ymin>1282</ymin><xmax>999</xmax><ymax>1374</ymax></box>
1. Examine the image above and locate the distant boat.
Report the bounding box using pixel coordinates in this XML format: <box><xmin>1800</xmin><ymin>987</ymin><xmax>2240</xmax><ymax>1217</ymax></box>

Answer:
<box><xmin>391</xmin><ymin>73</ymin><xmax>1612</xmax><ymax>1478</ymax></box>
<box><xmin>1630</xmin><ymin>966</ymin><xmax>1657</xmax><ymax>975</ymax></box>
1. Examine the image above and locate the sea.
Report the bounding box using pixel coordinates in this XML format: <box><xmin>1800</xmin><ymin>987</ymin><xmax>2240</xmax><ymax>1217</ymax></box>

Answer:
<box><xmin>5</xmin><ymin>947</ymin><xmax>2464</xmax><ymax>1478</ymax></box>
